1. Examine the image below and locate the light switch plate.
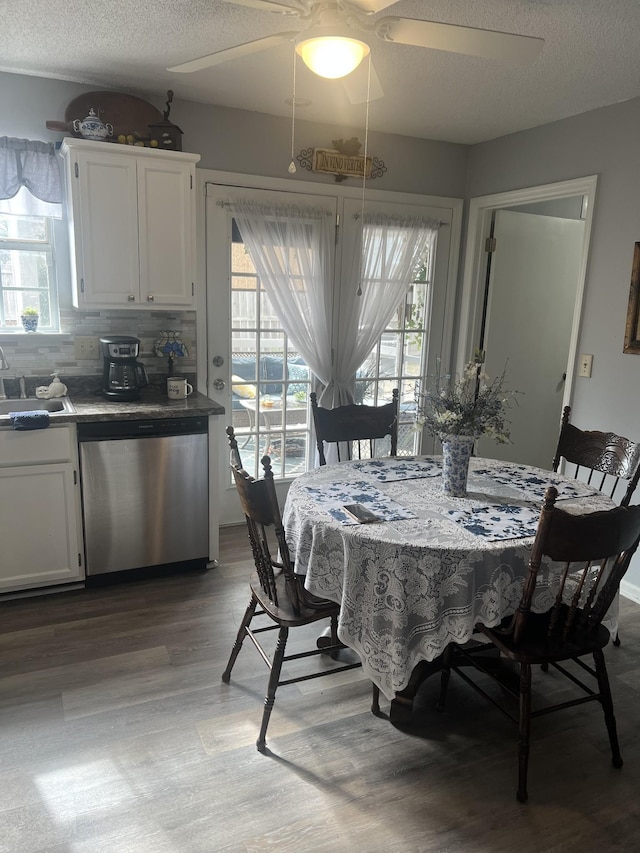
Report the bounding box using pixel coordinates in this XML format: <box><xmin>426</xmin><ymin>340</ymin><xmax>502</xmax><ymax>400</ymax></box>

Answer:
<box><xmin>74</xmin><ymin>336</ymin><xmax>100</xmax><ymax>359</ymax></box>
<box><xmin>578</xmin><ymin>353</ymin><xmax>593</xmax><ymax>377</ymax></box>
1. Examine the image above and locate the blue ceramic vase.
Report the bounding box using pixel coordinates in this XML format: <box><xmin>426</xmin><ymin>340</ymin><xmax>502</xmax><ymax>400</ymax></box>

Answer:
<box><xmin>441</xmin><ymin>435</ymin><xmax>475</xmax><ymax>497</ymax></box>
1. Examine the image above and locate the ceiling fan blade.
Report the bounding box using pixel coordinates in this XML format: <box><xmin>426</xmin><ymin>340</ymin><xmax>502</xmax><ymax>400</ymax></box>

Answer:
<box><xmin>220</xmin><ymin>0</ymin><xmax>300</xmax><ymax>14</ymax></box>
<box><xmin>348</xmin><ymin>0</ymin><xmax>399</xmax><ymax>13</ymax></box>
<box><xmin>341</xmin><ymin>60</ymin><xmax>384</xmax><ymax>104</ymax></box>
<box><xmin>168</xmin><ymin>32</ymin><xmax>298</xmax><ymax>73</ymax></box>
<box><xmin>375</xmin><ymin>17</ymin><xmax>544</xmax><ymax>64</ymax></box>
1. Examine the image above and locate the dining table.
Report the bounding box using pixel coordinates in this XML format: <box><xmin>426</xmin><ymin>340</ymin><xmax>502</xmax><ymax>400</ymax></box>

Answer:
<box><xmin>282</xmin><ymin>455</ymin><xmax>616</xmax><ymax>721</ymax></box>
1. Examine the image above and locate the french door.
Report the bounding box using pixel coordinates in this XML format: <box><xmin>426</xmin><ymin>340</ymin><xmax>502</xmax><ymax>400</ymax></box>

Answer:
<box><xmin>205</xmin><ymin>181</ymin><xmax>460</xmax><ymax>524</ymax></box>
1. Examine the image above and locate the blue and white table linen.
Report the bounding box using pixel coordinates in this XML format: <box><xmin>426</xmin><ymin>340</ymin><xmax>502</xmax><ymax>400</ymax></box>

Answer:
<box><xmin>283</xmin><ymin>456</ymin><xmax>614</xmax><ymax>700</ymax></box>
<box><xmin>473</xmin><ymin>463</ymin><xmax>594</xmax><ymax>502</ymax></box>
<box><xmin>446</xmin><ymin>503</ymin><xmax>541</xmax><ymax>541</ymax></box>
<box><xmin>350</xmin><ymin>456</ymin><xmax>442</xmax><ymax>482</ymax></box>
<box><xmin>298</xmin><ymin>480</ymin><xmax>417</xmax><ymax>525</ymax></box>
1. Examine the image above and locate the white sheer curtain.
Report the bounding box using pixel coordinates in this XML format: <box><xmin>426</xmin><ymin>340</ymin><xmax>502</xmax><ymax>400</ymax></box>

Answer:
<box><xmin>329</xmin><ymin>211</ymin><xmax>440</xmax><ymax>405</ymax></box>
<box><xmin>0</xmin><ymin>137</ymin><xmax>62</xmax><ymax>217</ymax></box>
<box><xmin>229</xmin><ymin>199</ymin><xmax>334</xmax><ymax>386</ymax></box>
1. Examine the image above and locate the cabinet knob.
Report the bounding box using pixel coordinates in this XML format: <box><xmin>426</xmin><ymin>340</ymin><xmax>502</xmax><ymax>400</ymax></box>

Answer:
<box><xmin>147</xmin><ymin>294</ymin><xmax>154</xmax><ymax>302</ymax></box>
<box><xmin>127</xmin><ymin>295</ymin><xmax>136</xmax><ymax>302</ymax></box>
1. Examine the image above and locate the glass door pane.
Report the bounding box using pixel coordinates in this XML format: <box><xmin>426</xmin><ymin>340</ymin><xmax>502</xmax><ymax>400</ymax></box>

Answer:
<box><xmin>230</xmin><ymin>231</ymin><xmax>312</xmax><ymax>480</ymax></box>
<box><xmin>340</xmin><ymin>198</ymin><xmax>456</xmax><ymax>457</ymax></box>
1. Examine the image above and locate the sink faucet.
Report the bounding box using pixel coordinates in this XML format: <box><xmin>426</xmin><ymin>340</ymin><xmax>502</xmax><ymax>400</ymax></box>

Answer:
<box><xmin>0</xmin><ymin>346</ymin><xmax>8</xmax><ymax>400</ymax></box>
<box><xmin>19</xmin><ymin>375</ymin><xmax>27</xmax><ymax>399</ymax></box>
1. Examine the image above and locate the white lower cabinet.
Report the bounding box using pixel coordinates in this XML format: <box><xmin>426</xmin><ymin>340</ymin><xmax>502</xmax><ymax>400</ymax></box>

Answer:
<box><xmin>0</xmin><ymin>425</ymin><xmax>84</xmax><ymax>592</ymax></box>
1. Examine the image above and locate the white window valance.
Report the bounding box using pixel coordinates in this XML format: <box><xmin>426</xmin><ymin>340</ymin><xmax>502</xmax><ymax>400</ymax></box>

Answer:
<box><xmin>0</xmin><ymin>137</ymin><xmax>62</xmax><ymax>217</ymax></box>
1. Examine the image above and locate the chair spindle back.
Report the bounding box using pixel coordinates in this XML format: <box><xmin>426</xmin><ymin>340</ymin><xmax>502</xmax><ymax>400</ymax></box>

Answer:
<box><xmin>510</xmin><ymin>486</ymin><xmax>640</xmax><ymax>645</ymax></box>
<box><xmin>310</xmin><ymin>389</ymin><xmax>399</xmax><ymax>465</ymax></box>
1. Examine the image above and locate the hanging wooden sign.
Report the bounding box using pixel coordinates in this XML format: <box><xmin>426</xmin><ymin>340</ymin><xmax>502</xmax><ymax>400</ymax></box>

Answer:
<box><xmin>296</xmin><ymin>137</ymin><xmax>387</xmax><ymax>183</ymax></box>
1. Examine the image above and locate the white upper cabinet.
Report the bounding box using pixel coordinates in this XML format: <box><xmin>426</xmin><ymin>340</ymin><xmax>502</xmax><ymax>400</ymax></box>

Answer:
<box><xmin>61</xmin><ymin>138</ymin><xmax>200</xmax><ymax>309</ymax></box>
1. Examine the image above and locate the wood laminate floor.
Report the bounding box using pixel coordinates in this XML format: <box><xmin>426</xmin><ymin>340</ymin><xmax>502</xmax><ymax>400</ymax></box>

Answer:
<box><xmin>2</xmin><ymin>525</ymin><xmax>640</xmax><ymax>852</ymax></box>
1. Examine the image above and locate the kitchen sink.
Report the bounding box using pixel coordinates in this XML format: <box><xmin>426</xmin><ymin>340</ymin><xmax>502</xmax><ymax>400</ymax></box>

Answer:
<box><xmin>0</xmin><ymin>397</ymin><xmax>76</xmax><ymax>416</ymax></box>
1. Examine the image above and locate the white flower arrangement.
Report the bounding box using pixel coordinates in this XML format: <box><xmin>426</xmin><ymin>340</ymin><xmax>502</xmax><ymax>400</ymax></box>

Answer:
<box><xmin>416</xmin><ymin>351</ymin><xmax>519</xmax><ymax>443</ymax></box>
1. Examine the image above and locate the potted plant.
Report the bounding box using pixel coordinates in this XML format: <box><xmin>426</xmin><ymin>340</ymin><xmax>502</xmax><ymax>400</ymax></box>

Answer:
<box><xmin>20</xmin><ymin>306</ymin><xmax>39</xmax><ymax>333</ymax></box>
<box><xmin>415</xmin><ymin>351</ymin><xmax>520</xmax><ymax>497</ymax></box>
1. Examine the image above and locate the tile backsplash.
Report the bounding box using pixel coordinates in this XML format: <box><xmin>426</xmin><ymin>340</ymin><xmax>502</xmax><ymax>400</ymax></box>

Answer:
<box><xmin>0</xmin><ymin>308</ymin><xmax>197</xmax><ymax>379</ymax></box>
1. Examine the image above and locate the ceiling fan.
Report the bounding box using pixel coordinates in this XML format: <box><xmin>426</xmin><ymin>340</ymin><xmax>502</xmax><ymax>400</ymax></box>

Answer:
<box><xmin>167</xmin><ymin>0</ymin><xmax>544</xmax><ymax>104</ymax></box>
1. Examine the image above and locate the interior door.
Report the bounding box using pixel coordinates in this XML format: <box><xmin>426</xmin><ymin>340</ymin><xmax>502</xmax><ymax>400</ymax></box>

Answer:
<box><xmin>475</xmin><ymin>209</ymin><xmax>585</xmax><ymax>468</ymax></box>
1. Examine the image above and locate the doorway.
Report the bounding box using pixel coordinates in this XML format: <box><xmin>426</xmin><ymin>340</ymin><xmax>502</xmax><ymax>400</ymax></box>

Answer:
<box><xmin>458</xmin><ymin>176</ymin><xmax>597</xmax><ymax>469</ymax></box>
<box><xmin>203</xmin><ymin>176</ymin><xmax>462</xmax><ymax>524</ymax></box>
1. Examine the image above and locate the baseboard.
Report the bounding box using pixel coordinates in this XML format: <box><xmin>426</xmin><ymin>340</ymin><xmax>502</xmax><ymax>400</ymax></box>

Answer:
<box><xmin>620</xmin><ymin>579</ymin><xmax>640</xmax><ymax>606</ymax></box>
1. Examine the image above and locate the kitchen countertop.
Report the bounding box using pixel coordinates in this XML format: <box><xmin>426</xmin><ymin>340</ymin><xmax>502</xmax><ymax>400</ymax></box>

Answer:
<box><xmin>70</xmin><ymin>389</ymin><xmax>225</xmax><ymax>422</ymax></box>
<box><xmin>0</xmin><ymin>388</ymin><xmax>224</xmax><ymax>425</ymax></box>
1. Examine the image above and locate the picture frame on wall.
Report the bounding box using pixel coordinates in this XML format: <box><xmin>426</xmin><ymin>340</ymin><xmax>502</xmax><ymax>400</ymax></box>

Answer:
<box><xmin>624</xmin><ymin>242</ymin><xmax>640</xmax><ymax>354</ymax></box>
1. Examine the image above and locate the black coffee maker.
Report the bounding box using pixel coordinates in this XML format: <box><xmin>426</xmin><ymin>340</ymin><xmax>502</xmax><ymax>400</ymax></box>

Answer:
<box><xmin>100</xmin><ymin>335</ymin><xmax>148</xmax><ymax>401</ymax></box>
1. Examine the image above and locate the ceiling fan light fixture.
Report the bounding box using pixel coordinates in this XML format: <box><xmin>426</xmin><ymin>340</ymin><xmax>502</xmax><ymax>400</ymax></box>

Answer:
<box><xmin>296</xmin><ymin>35</ymin><xmax>369</xmax><ymax>79</ymax></box>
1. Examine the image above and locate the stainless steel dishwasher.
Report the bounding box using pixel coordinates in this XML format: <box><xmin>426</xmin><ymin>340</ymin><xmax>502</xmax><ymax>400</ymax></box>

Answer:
<box><xmin>78</xmin><ymin>417</ymin><xmax>209</xmax><ymax>578</ymax></box>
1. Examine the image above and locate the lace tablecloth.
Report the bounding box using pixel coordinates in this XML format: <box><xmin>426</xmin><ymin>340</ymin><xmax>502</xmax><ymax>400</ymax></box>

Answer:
<box><xmin>282</xmin><ymin>456</ymin><xmax>614</xmax><ymax>700</ymax></box>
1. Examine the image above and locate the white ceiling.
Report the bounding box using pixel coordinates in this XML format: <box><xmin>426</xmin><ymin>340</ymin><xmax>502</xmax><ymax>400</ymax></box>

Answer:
<box><xmin>3</xmin><ymin>0</ymin><xmax>640</xmax><ymax>144</ymax></box>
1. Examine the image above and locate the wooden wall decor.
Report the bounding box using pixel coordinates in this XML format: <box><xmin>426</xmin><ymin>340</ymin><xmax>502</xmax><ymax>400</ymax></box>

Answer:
<box><xmin>624</xmin><ymin>242</ymin><xmax>640</xmax><ymax>353</ymax></box>
<box><xmin>296</xmin><ymin>136</ymin><xmax>387</xmax><ymax>183</ymax></box>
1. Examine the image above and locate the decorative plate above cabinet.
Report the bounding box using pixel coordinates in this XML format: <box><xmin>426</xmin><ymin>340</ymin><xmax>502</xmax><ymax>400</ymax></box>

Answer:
<box><xmin>60</xmin><ymin>138</ymin><xmax>200</xmax><ymax>310</ymax></box>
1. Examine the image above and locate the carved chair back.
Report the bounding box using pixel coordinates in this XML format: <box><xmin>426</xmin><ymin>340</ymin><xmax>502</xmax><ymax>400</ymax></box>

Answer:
<box><xmin>310</xmin><ymin>389</ymin><xmax>399</xmax><ymax>465</ymax></box>
<box><xmin>507</xmin><ymin>486</ymin><xmax>640</xmax><ymax>646</ymax></box>
<box><xmin>552</xmin><ymin>406</ymin><xmax>640</xmax><ymax>506</ymax></box>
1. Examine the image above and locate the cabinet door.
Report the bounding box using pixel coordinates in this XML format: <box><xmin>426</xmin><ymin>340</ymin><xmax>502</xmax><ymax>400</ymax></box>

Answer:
<box><xmin>0</xmin><ymin>463</ymin><xmax>83</xmax><ymax>591</ymax></box>
<box><xmin>137</xmin><ymin>160</ymin><xmax>194</xmax><ymax>306</ymax></box>
<box><xmin>72</xmin><ymin>151</ymin><xmax>140</xmax><ymax>305</ymax></box>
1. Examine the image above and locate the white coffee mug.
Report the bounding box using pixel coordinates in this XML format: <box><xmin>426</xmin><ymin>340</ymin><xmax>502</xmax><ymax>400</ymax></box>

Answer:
<box><xmin>167</xmin><ymin>376</ymin><xmax>194</xmax><ymax>399</ymax></box>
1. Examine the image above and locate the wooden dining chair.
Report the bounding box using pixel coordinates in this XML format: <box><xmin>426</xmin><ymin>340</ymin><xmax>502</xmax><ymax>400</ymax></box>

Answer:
<box><xmin>552</xmin><ymin>405</ymin><xmax>640</xmax><ymax>644</ymax></box>
<box><xmin>310</xmin><ymin>389</ymin><xmax>399</xmax><ymax>465</ymax></box>
<box><xmin>552</xmin><ymin>405</ymin><xmax>640</xmax><ymax>506</ymax></box>
<box><xmin>222</xmin><ymin>427</ymin><xmax>361</xmax><ymax>752</ymax></box>
<box><xmin>227</xmin><ymin>423</ymin><xmax>244</xmax><ymax>470</ymax></box>
<box><xmin>436</xmin><ymin>485</ymin><xmax>640</xmax><ymax>803</ymax></box>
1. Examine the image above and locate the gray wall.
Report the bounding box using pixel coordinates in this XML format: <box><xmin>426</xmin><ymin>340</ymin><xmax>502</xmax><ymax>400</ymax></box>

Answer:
<box><xmin>1</xmin><ymin>71</ymin><xmax>468</xmax><ymax>198</ymax></box>
<box><xmin>509</xmin><ymin>196</ymin><xmax>585</xmax><ymax>219</ymax></box>
<box><xmin>467</xmin><ymin>97</ymin><xmax>640</xmax><ymax>588</ymax></box>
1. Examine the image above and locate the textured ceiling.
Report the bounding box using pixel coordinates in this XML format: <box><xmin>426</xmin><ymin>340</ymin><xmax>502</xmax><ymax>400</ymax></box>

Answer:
<box><xmin>3</xmin><ymin>0</ymin><xmax>640</xmax><ymax>144</ymax></box>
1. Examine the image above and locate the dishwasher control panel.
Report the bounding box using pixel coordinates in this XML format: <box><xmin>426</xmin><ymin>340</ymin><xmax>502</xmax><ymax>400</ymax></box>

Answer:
<box><xmin>78</xmin><ymin>416</ymin><xmax>208</xmax><ymax>441</ymax></box>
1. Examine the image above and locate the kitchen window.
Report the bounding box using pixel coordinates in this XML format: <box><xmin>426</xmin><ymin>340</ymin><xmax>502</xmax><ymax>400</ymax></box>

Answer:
<box><xmin>0</xmin><ymin>210</ymin><xmax>59</xmax><ymax>331</ymax></box>
<box><xmin>0</xmin><ymin>138</ymin><xmax>64</xmax><ymax>332</ymax></box>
